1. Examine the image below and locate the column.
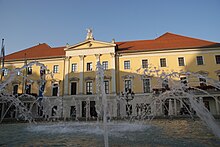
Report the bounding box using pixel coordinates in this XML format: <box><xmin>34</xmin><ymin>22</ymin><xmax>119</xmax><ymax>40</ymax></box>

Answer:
<box><xmin>64</xmin><ymin>56</ymin><xmax>71</xmax><ymax>95</ymax></box>
<box><xmin>95</xmin><ymin>54</ymin><xmax>101</xmax><ymax>95</ymax></box>
<box><xmin>79</xmin><ymin>55</ymin><xmax>85</xmax><ymax>94</ymax></box>
<box><xmin>216</xmin><ymin>97</ymin><xmax>220</xmax><ymax>115</ymax></box>
<box><xmin>110</xmin><ymin>53</ymin><xmax>116</xmax><ymax>94</ymax></box>
<box><xmin>174</xmin><ymin>99</ymin><xmax>177</xmax><ymax>116</ymax></box>
<box><xmin>76</xmin><ymin>100</ymin><xmax>80</xmax><ymax>119</ymax></box>
<box><xmin>160</xmin><ymin>99</ymin><xmax>163</xmax><ymax>115</ymax></box>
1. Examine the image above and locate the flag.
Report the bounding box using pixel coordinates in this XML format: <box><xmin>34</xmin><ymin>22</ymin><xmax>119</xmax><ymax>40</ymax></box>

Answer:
<box><xmin>0</xmin><ymin>39</ymin><xmax>5</xmax><ymax>79</ymax></box>
<box><xmin>1</xmin><ymin>46</ymin><xmax>5</xmax><ymax>68</ymax></box>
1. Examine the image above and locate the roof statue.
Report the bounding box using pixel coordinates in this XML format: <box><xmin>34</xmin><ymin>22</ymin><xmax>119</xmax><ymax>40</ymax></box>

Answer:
<box><xmin>86</xmin><ymin>28</ymin><xmax>94</xmax><ymax>40</ymax></box>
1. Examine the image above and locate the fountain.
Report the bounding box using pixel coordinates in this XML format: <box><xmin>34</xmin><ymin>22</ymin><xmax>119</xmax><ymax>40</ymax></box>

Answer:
<box><xmin>0</xmin><ymin>61</ymin><xmax>48</xmax><ymax>123</ymax></box>
<box><xmin>0</xmin><ymin>61</ymin><xmax>220</xmax><ymax>146</ymax></box>
<box><xmin>133</xmin><ymin>64</ymin><xmax>220</xmax><ymax>138</ymax></box>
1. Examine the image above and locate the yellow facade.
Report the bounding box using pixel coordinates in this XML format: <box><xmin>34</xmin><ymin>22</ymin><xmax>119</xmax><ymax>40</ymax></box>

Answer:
<box><xmin>2</xmin><ymin>32</ymin><xmax>220</xmax><ymax>117</ymax></box>
<box><xmin>4</xmin><ymin>41</ymin><xmax>220</xmax><ymax>96</ymax></box>
<box><xmin>116</xmin><ymin>47</ymin><xmax>220</xmax><ymax>94</ymax></box>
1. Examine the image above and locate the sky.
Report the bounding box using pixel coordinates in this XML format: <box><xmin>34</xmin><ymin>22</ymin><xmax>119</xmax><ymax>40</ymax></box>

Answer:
<box><xmin>0</xmin><ymin>0</ymin><xmax>220</xmax><ymax>55</ymax></box>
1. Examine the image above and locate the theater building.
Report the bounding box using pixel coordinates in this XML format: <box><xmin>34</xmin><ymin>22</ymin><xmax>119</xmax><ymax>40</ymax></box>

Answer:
<box><xmin>2</xmin><ymin>30</ymin><xmax>220</xmax><ymax>120</ymax></box>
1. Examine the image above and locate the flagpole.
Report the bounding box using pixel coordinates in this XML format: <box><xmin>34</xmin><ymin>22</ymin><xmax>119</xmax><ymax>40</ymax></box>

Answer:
<box><xmin>0</xmin><ymin>39</ymin><xmax>5</xmax><ymax>81</ymax></box>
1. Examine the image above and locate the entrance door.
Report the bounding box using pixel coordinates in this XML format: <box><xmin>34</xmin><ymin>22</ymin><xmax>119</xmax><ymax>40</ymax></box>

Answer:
<box><xmin>82</xmin><ymin>101</ymin><xmax>86</xmax><ymax>117</ymax></box>
<box><xmin>13</xmin><ymin>85</ymin><xmax>18</xmax><ymax>95</ymax></box>
<box><xmin>90</xmin><ymin>101</ymin><xmax>97</xmax><ymax>117</ymax></box>
<box><xmin>52</xmin><ymin>84</ymin><xmax>59</xmax><ymax>96</ymax></box>
<box><xmin>71</xmin><ymin>82</ymin><xmax>77</xmax><ymax>95</ymax></box>
<box><xmin>70</xmin><ymin>106</ymin><xmax>76</xmax><ymax>118</ymax></box>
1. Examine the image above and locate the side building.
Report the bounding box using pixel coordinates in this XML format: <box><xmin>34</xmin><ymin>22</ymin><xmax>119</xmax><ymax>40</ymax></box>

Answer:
<box><xmin>1</xmin><ymin>31</ymin><xmax>220</xmax><ymax>120</ymax></box>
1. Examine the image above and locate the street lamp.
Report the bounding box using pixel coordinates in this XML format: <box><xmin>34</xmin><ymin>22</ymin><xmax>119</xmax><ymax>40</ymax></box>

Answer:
<box><xmin>120</xmin><ymin>89</ymin><xmax>135</xmax><ymax>117</ymax></box>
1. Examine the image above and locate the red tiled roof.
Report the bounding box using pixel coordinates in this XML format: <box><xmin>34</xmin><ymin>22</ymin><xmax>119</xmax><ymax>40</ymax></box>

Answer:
<box><xmin>5</xmin><ymin>32</ymin><xmax>220</xmax><ymax>61</ymax></box>
<box><xmin>5</xmin><ymin>43</ymin><xmax>65</xmax><ymax>61</ymax></box>
<box><xmin>116</xmin><ymin>32</ymin><xmax>220</xmax><ymax>52</ymax></box>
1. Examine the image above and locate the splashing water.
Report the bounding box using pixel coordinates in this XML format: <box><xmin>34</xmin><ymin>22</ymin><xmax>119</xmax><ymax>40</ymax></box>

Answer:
<box><xmin>0</xmin><ymin>61</ymin><xmax>49</xmax><ymax>123</ymax></box>
<box><xmin>96</xmin><ymin>61</ymin><xmax>109</xmax><ymax>147</ymax></box>
<box><xmin>1</xmin><ymin>60</ymin><xmax>220</xmax><ymax>147</ymax></box>
<box><xmin>134</xmin><ymin>64</ymin><xmax>220</xmax><ymax>138</ymax></box>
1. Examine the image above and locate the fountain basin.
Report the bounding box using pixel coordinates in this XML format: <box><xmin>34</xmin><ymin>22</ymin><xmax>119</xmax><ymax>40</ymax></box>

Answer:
<box><xmin>0</xmin><ymin>119</ymin><xmax>220</xmax><ymax>146</ymax></box>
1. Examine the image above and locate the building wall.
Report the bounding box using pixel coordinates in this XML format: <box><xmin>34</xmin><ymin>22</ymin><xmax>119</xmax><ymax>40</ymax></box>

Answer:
<box><xmin>4</xmin><ymin>58</ymin><xmax>65</xmax><ymax>97</ymax></box>
<box><xmin>118</xmin><ymin>48</ymin><xmax>220</xmax><ymax>94</ymax></box>
<box><xmin>3</xmin><ymin>39</ymin><xmax>220</xmax><ymax>118</ymax></box>
<box><xmin>4</xmin><ymin>47</ymin><xmax>220</xmax><ymax>97</ymax></box>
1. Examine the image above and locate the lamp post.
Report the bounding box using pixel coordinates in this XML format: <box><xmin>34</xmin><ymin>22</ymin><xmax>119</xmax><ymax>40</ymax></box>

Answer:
<box><xmin>120</xmin><ymin>89</ymin><xmax>135</xmax><ymax>117</ymax></box>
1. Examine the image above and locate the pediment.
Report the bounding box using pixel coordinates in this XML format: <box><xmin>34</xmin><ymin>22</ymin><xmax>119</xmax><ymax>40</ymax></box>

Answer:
<box><xmin>69</xmin><ymin>77</ymin><xmax>80</xmax><ymax>81</ymax></box>
<box><xmin>65</xmin><ymin>40</ymin><xmax>116</xmax><ymax>51</ymax></box>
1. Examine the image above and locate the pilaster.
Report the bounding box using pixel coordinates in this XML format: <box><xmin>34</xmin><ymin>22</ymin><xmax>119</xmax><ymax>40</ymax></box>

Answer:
<box><xmin>79</xmin><ymin>55</ymin><xmax>85</xmax><ymax>94</ymax></box>
<box><xmin>64</xmin><ymin>56</ymin><xmax>71</xmax><ymax>95</ymax></box>
<box><xmin>110</xmin><ymin>53</ymin><xmax>116</xmax><ymax>94</ymax></box>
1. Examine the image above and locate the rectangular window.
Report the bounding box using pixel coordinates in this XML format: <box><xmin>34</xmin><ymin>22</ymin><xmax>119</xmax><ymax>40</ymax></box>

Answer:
<box><xmin>53</xmin><ymin>65</ymin><xmax>59</xmax><ymax>73</ymax></box>
<box><xmin>72</xmin><ymin>63</ymin><xmax>77</xmax><ymax>72</ymax></box>
<box><xmin>27</xmin><ymin>67</ymin><xmax>32</xmax><ymax>75</ymax></box>
<box><xmin>71</xmin><ymin>82</ymin><xmax>77</xmax><ymax>95</ymax></box>
<box><xmin>40</xmin><ymin>67</ymin><xmax>46</xmax><ymax>76</ymax></box>
<box><xmin>160</xmin><ymin>58</ymin><xmax>166</xmax><ymax>67</ymax></box>
<box><xmin>215</xmin><ymin>55</ymin><xmax>220</xmax><ymax>64</ymax></box>
<box><xmin>82</xmin><ymin>101</ymin><xmax>86</xmax><ymax>117</ymax></box>
<box><xmin>102</xmin><ymin>61</ymin><xmax>108</xmax><ymax>70</ymax></box>
<box><xmin>25</xmin><ymin>84</ymin><xmax>31</xmax><ymax>94</ymax></box>
<box><xmin>87</xmin><ymin>62</ymin><xmax>92</xmax><ymax>71</ymax></box>
<box><xmin>38</xmin><ymin>106</ymin><xmax>43</xmax><ymax>116</ymax></box>
<box><xmin>199</xmin><ymin>77</ymin><xmax>206</xmax><ymax>87</ymax></box>
<box><xmin>143</xmin><ymin>79</ymin><xmax>150</xmax><ymax>93</ymax></box>
<box><xmin>90</xmin><ymin>101</ymin><xmax>97</xmax><ymax>117</ymax></box>
<box><xmin>125</xmin><ymin>80</ymin><xmax>131</xmax><ymax>92</ymax></box>
<box><xmin>196</xmin><ymin>56</ymin><xmax>204</xmax><ymax>65</ymax></box>
<box><xmin>51</xmin><ymin>106</ymin><xmax>57</xmax><ymax>116</ymax></box>
<box><xmin>124</xmin><ymin>61</ymin><xmax>130</xmax><ymax>69</ymax></box>
<box><xmin>142</xmin><ymin>59</ymin><xmax>148</xmax><ymax>68</ymax></box>
<box><xmin>180</xmin><ymin>77</ymin><xmax>188</xmax><ymax>87</ymax></box>
<box><xmin>178</xmin><ymin>57</ymin><xmax>185</xmax><ymax>66</ymax></box>
<box><xmin>86</xmin><ymin>81</ymin><xmax>93</xmax><ymax>94</ymax></box>
<box><xmin>162</xmin><ymin>78</ymin><xmax>169</xmax><ymax>89</ymax></box>
<box><xmin>70</xmin><ymin>106</ymin><xmax>76</xmax><ymax>118</ymax></box>
<box><xmin>3</xmin><ymin>68</ymin><xmax>8</xmax><ymax>76</ymax></box>
<box><xmin>52</xmin><ymin>84</ymin><xmax>59</xmax><ymax>96</ymax></box>
<box><xmin>17</xmin><ymin>70</ymin><xmax>21</xmax><ymax>76</ymax></box>
<box><xmin>13</xmin><ymin>85</ymin><xmax>18</xmax><ymax>95</ymax></box>
<box><xmin>126</xmin><ymin>104</ymin><xmax>132</xmax><ymax>116</ymax></box>
<box><xmin>104</xmin><ymin>81</ymin><xmax>109</xmax><ymax>94</ymax></box>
